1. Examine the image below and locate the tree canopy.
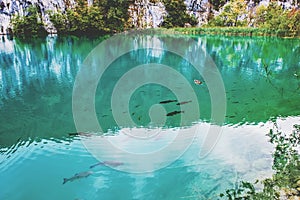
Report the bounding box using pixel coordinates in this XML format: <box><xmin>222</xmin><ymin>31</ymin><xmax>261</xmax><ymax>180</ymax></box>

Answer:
<box><xmin>10</xmin><ymin>0</ymin><xmax>300</xmax><ymax>37</ymax></box>
<box><xmin>162</xmin><ymin>0</ymin><xmax>198</xmax><ymax>28</ymax></box>
<box><xmin>49</xmin><ymin>0</ymin><xmax>130</xmax><ymax>35</ymax></box>
<box><xmin>209</xmin><ymin>0</ymin><xmax>248</xmax><ymax>27</ymax></box>
<box><xmin>11</xmin><ymin>5</ymin><xmax>47</xmax><ymax>38</ymax></box>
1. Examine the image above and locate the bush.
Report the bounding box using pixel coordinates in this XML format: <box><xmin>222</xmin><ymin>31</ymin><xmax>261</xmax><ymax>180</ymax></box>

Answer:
<box><xmin>96</xmin><ymin>0</ymin><xmax>130</xmax><ymax>33</ymax></box>
<box><xmin>254</xmin><ymin>3</ymin><xmax>300</xmax><ymax>36</ymax></box>
<box><xmin>162</xmin><ymin>0</ymin><xmax>198</xmax><ymax>28</ymax></box>
<box><xmin>220</xmin><ymin>123</ymin><xmax>300</xmax><ymax>200</ymax></box>
<box><xmin>49</xmin><ymin>0</ymin><xmax>105</xmax><ymax>35</ymax></box>
<box><xmin>11</xmin><ymin>5</ymin><xmax>47</xmax><ymax>38</ymax></box>
<box><xmin>49</xmin><ymin>0</ymin><xmax>130</xmax><ymax>35</ymax></box>
<box><xmin>209</xmin><ymin>0</ymin><xmax>247</xmax><ymax>27</ymax></box>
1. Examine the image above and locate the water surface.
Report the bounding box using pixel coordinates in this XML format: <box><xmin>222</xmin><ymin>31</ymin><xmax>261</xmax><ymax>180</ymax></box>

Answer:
<box><xmin>0</xmin><ymin>34</ymin><xmax>299</xmax><ymax>200</ymax></box>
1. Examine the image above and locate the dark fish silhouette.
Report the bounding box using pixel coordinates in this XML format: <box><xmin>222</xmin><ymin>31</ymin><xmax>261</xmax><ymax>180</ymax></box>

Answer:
<box><xmin>159</xmin><ymin>100</ymin><xmax>178</xmax><ymax>104</ymax></box>
<box><xmin>166</xmin><ymin>111</ymin><xmax>184</xmax><ymax>116</ymax></box>
<box><xmin>68</xmin><ymin>132</ymin><xmax>92</xmax><ymax>137</ymax></box>
<box><xmin>176</xmin><ymin>100</ymin><xmax>192</xmax><ymax>105</ymax></box>
<box><xmin>63</xmin><ymin>171</ymin><xmax>93</xmax><ymax>184</ymax></box>
<box><xmin>226</xmin><ymin>115</ymin><xmax>236</xmax><ymax>118</ymax></box>
<box><xmin>90</xmin><ymin>161</ymin><xmax>124</xmax><ymax>169</ymax></box>
<box><xmin>68</xmin><ymin>132</ymin><xmax>80</xmax><ymax>136</ymax></box>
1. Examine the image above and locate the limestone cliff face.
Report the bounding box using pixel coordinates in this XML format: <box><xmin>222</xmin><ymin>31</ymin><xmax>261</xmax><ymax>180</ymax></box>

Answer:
<box><xmin>0</xmin><ymin>0</ymin><xmax>76</xmax><ymax>34</ymax></box>
<box><xmin>127</xmin><ymin>0</ymin><xmax>211</xmax><ymax>28</ymax></box>
<box><xmin>0</xmin><ymin>0</ymin><xmax>298</xmax><ymax>34</ymax></box>
<box><xmin>128</xmin><ymin>0</ymin><xmax>166</xmax><ymax>29</ymax></box>
<box><xmin>0</xmin><ymin>0</ymin><xmax>210</xmax><ymax>33</ymax></box>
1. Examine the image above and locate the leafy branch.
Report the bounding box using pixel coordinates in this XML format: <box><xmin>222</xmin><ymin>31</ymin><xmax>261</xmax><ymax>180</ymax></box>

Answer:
<box><xmin>220</xmin><ymin>123</ymin><xmax>300</xmax><ymax>200</ymax></box>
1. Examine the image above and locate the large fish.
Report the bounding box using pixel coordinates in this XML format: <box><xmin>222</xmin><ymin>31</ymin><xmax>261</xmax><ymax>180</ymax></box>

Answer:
<box><xmin>159</xmin><ymin>100</ymin><xmax>177</xmax><ymax>104</ymax></box>
<box><xmin>176</xmin><ymin>100</ymin><xmax>192</xmax><ymax>105</ymax></box>
<box><xmin>68</xmin><ymin>132</ymin><xmax>92</xmax><ymax>137</ymax></box>
<box><xmin>90</xmin><ymin>161</ymin><xmax>124</xmax><ymax>169</ymax></box>
<box><xmin>63</xmin><ymin>171</ymin><xmax>93</xmax><ymax>184</ymax></box>
<box><xmin>166</xmin><ymin>110</ymin><xmax>184</xmax><ymax>116</ymax></box>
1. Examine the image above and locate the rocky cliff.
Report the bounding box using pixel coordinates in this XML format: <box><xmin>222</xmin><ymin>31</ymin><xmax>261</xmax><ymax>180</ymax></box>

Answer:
<box><xmin>0</xmin><ymin>0</ymin><xmax>298</xmax><ymax>35</ymax></box>
<box><xmin>0</xmin><ymin>0</ymin><xmax>79</xmax><ymax>34</ymax></box>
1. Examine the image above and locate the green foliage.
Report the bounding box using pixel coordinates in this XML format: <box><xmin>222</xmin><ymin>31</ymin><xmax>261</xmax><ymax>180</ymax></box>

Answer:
<box><xmin>208</xmin><ymin>0</ymin><xmax>227</xmax><ymax>11</ymax></box>
<box><xmin>209</xmin><ymin>0</ymin><xmax>247</xmax><ymax>27</ymax></box>
<box><xmin>11</xmin><ymin>5</ymin><xmax>47</xmax><ymax>39</ymax></box>
<box><xmin>162</xmin><ymin>0</ymin><xmax>198</xmax><ymax>28</ymax></box>
<box><xmin>253</xmin><ymin>3</ymin><xmax>300</xmax><ymax>36</ymax></box>
<box><xmin>96</xmin><ymin>0</ymin><xmax>131</xmax><ymax>33</ymax></box>
<box><xmin>220</xmin><ymin>124</ymin><xmax>300</xmax><ymax>200</ymax></box>
<box><xmin>11</xmin><ymin>0</ymin><xmax>300</xmax><ymax>38</ymax></box>
<box><xmin>49</xmin><ymin>0</ymin><xmax>130</xmax><ymax>35</ymax></box>
<box><xmin>49</xmin><ymin>0</ymin><xmax>105</xmax><ymax>35</ymax></box>
<box><xmin>219</xmin><ymin>181</ymin><xmax>256</xmax><ymax>200</ymax></box>
<box><xmin>164</xmin><ymin>27</ymin><xmax>275</xmax><ymax>37</ymax></box>
<box><xmin>206</xmin><ymin>1</ymin><xmax>299</xmax><ymax>37</ymax></box>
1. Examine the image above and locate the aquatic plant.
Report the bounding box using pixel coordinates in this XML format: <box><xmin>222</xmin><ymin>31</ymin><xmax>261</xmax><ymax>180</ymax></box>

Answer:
<box><xmin>220</xmin><ymin>123</ymin><xmax>300</xmax><ymax>200</ymax></box>
<box><xmin>164</xmin><ymin>27</ymin><xmax>298</xmax><ymax>37</ymax></box>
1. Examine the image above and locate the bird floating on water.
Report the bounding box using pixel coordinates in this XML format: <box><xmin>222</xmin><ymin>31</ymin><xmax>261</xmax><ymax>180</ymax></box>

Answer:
<box><xmin>194</xmin><ymin>79</ymin><xmax>203</xmax><ymax>85</ymax></box>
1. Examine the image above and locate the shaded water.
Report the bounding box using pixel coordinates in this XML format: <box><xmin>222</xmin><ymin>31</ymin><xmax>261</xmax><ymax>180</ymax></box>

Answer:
<box><xmin>0</xmin><ymin>34</ymin><xmax>299</xmax><ymax>200</ymax></box>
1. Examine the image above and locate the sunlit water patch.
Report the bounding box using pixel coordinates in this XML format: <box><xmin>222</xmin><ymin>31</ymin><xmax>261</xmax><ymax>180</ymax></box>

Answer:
<box><xmin>1</xmin><ymin>117</ymin><xmax>299</xmax><ymax>200</ymax></box>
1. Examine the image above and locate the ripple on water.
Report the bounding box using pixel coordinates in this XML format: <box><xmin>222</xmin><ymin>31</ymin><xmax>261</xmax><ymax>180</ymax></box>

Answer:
<box><xmin>0</xmin><ymin>116</ymin><xmax>299</xmax><ymax>200</ymax></box>
<box><xmin>0</xmin><ymin>137</ymin><xmax>89</xmax><ymax>174</ymax></box>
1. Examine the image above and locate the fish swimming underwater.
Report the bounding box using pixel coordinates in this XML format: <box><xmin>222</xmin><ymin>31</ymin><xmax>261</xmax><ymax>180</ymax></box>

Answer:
<box><xmin>90</xmin><ymin>161</ymin><xmax>124</xmax><ymax>169</ymax></box>
<box><xmin>159</xmin><ymin>100</ymin><xmax>178</xmax><ymax>104</ymax></box>
<box><xmin>68</xmin><ymin>132</ymin><xmax>92</xmax><ymax>137</ymax></box>
<box><xmin>63</xmin><ymin>171</ymin><xmax>93</xmax><ymax>184</ymax></box>
<box><xmin>176</xmin><ymin>100</ymin><xmax>192</xmax><ymax>105</ymax></box>
<box><xmin>166</xmin><ymin>110</ymin><xmax>184</xmax><ymax>116</ymax></box>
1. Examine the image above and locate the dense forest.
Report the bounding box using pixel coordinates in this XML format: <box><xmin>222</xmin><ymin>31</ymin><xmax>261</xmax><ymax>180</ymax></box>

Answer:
<box><xmin>8</xmin><ymin>0</ymin><xmax>300</xmax><ymax>38</ymax></box>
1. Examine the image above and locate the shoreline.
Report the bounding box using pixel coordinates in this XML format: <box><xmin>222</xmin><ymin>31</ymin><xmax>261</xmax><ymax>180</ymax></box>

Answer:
<box><xmin>2</xmin><ymin>27</ymin><xmax>300</xmax><ymax>39</ymax></box>
<box><xmin>160</xmin><ymin>27</ymin><xmax>300</xmax><ymax>38</ymax></box>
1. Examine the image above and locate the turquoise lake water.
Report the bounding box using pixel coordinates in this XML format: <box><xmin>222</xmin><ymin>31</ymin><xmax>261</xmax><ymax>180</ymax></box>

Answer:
<box><xmin>0</xmin><ymin>34</ymin><xmax>299</xmax><ymax>199</ymax></box>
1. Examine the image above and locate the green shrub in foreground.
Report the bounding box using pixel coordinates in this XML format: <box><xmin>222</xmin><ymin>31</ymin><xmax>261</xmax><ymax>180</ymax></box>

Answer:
<box><xmin>220</xmin><ymin>124</ymin><xmax>300</xmax><ymax>200</ymax></box>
